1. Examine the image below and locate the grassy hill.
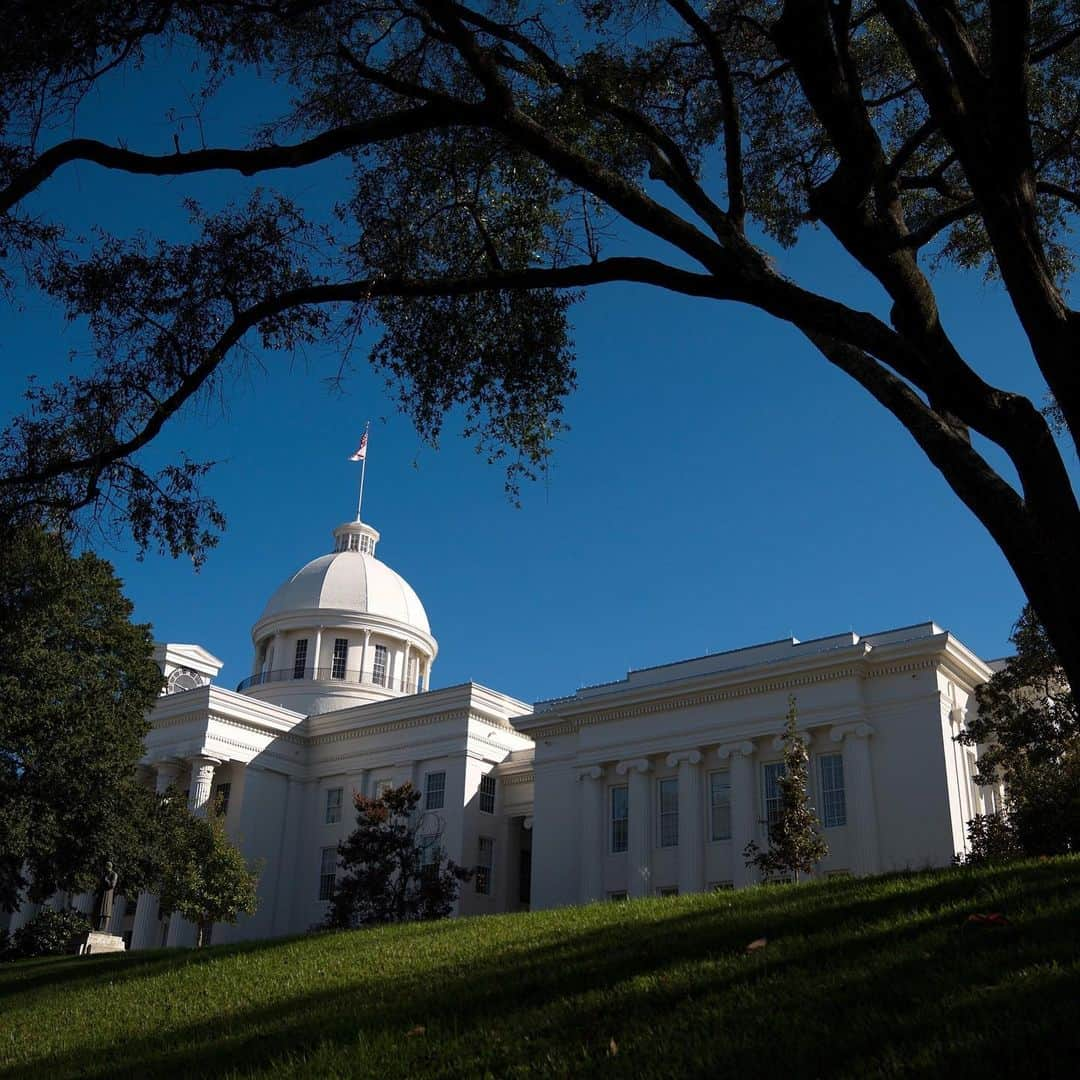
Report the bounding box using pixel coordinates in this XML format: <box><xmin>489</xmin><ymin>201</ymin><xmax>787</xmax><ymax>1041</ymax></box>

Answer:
<box><xmin>2</xmin><ymin>858</ymin><xmax>1078</xmax><ymax>1078</ymax></box>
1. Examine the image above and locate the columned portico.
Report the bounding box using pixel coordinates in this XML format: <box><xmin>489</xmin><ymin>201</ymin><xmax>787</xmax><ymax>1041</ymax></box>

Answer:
<box><xmin>718</xmin><ymin>741</ymin><xmax>756</xmax><ymax>888</ymax></box>
<box><xmin>667</xmin><ymin>750</ymin><xmax>704</xmax><ymax>896</ymax></box>
<box><xmin>577</xmin><ymin>766</ymin><xmax>605</xmax><ymax>903</ymax></box>
<box><xmin>616</xmin><ymin>758</ymin><xmax>652</xmax><ymax>898</ymax></box>
<box><xmin>830</xmin><ymin>723</ymin><xmax>879</xmax><ymax>875</ymax></box>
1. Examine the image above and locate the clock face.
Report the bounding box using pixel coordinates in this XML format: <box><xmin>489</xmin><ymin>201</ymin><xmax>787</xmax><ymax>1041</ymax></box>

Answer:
<box><xmin>166</xmin><ymin>667</ymin><xmax>207</xmax><ymax>694</ymax></box>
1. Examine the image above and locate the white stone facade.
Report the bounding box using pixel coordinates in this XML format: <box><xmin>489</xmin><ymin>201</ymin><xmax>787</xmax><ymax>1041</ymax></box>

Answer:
<box><xmin>3</xmin><ymin>517</ymin><xmax>999</xmax><ymax>947</ymax></box>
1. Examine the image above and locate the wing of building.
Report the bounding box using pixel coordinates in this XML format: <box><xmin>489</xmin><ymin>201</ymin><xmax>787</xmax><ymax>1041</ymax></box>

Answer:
<box><xmin>3</xmin><ymin>515</ymin><xmax>1002</xmax><ymax>947</ymax></box>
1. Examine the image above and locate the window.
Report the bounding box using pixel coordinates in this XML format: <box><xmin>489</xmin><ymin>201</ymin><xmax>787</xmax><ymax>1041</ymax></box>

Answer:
<box><xmin>479</xmin><ymin>774</ymin><xmax>496</xmax><ymax>814</ymax></box>
<box><xmin>425</xmin><ymin>771</ymin><xmax>446</xmax><ymax>811</ymax></box>
<box><xmin>763</xmin><ymin>762</ymin><xmax>786</xmax><ymax>830</ymax></box>
<box><xmin>213</xmin><ymin>782</ymin><xmax>231</xmax><ymax>816</ymax></box>
<box><xmin>709</xmin><ymin>881</ymin><xmax>735</xmax><ymax>891</ymax></box>
<box><xmin>607</xmin><ymin>890</ymin><xmax>628</xmax><ymax>901</ymax></box>
<box><xmin>420</xmin><ymin>839</ymin><xmax>440</xmax><ymax>883</ymax></box>
<box><xmin>375</xmin><ymin>779</ymin><xmax>391</xmax><ymax>797</ymax></box>
<box><xmin>318</xmin><ymin>847</ymin><xmax>337</xmax><ymax>900</ymax></box>
<box><xmin>372</xmin><ymin>644</ymin><xmax>388</xmax><ymax>686</ymax></box>
<box><xmin>325</xmin><ymin>787</ymin><xmax>343</xmax><ymax>825</ymax></box>
<box><xmin>293</xmin><ymin>638</ymin><xmax>308</xmax><ymax>679</ymax></box>
<box><xmin>475</xmin><ymin>836</ymin><xmax>494</xmax><ymax>895</ymax></box>
<box><xmin>125</xmin><ymin>897</ymin><xmax>138</xmax><ymax>916</ymax></box>
<box><xmin>826</xmin><ymin>869</ymin><xmax>852</xmax><ymax>878</ymax></box>
<box><xmin>657</xmin><ymin>885</ymin><xmax>679</xmax><ymax>898</ymax></box>
<box><xmin>709</xmin><ymin>770</ymin><xmax>731</xmax><ymax>840</ymax></box>
<box><xmin>819</xmin><ymin>753</ymin><xmax>847</xmax><ymax>828</ymax></box>
<box><xmin>658</xmin><ymin>777</ymin><xmax>679</xmax><ymax>848</ymax></box>
<box><xmin>331</xmin><ymin>638</ymin><xmax>348</xmax><ymax>680</ymax></box>
<box><xmin>610</xmin><ymin>785</ymin><xmax>629</xmax><ymax>853</ymax></box>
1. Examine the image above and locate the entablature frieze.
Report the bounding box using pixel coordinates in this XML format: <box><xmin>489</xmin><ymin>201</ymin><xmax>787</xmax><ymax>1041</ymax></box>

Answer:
<box><xmin>523</xmin><ymin>653</ymin><xmax>948</xmax><ymax>740</ymax></box>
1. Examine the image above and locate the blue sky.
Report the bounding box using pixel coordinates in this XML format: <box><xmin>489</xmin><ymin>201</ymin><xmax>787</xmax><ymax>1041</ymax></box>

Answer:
<box><xmin>1</xmin><ymin>40</ymin><xmax>1059</xmax><ymax>704</ymax></box>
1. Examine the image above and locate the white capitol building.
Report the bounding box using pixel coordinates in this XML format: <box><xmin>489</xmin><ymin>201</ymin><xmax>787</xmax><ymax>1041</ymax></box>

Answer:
<box><xmin>6</xmin><ymin>513</ymin><xmax>1001</xmax><ymax>947</ymax></box>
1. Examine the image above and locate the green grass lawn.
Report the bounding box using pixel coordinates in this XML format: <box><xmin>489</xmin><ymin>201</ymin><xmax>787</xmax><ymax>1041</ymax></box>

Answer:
<box><xmin>2</xmin><ymin>858</ymin><xmax>1078</xmax><ymax>1078</ymax></box>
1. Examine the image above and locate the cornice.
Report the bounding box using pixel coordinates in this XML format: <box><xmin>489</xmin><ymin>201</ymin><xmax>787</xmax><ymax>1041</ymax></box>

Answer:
<box><xmin>500</xmin><ymin>770</ymin><xmax>535</xmax><ymax>786</ymax></box>
<box><xmin>308</xmin><ymin>708</ymin><xmax>471</xmax><ymax>746</ymax></box>
<box><xmin>523</xmin><ymin>664</ymin><xmax>866</xmax><ymax>739</ymax></box>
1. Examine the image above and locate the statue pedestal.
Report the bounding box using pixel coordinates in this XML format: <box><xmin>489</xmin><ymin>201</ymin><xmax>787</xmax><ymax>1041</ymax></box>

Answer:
<box><xmin>75</xmin><ymin>931</ymin><xmax>127</xmax><ymax>956</ymax></box>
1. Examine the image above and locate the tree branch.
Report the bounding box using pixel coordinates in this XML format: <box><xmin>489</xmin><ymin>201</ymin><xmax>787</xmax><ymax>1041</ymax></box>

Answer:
<box><xmin>664</xmin><ymin>0</ymin><xmax>747</xmax><ymax>230</ymax></box>
<box><xmin>0</xmin><ymin>103</ymin><xmax>481</xmax><ymax>215</ymax></box>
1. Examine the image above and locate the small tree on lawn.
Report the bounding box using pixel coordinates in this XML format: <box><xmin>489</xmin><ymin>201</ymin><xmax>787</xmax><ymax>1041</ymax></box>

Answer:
<box><xmin>327</xmin><ymin>782</ymin><xmax>471</xmax><ymax>928</ymax></box>
<box><xmin>159</xmin><ymin>810</ymin><xmax>261</xmax><ymax>948</ymax></box>
<box><xmin>745</xmin><ymin>696</ymin><xmax>828</xmax><ymax>884</ymax></box>
<box><xmin>957</xmin><ymin>605</ymin><xmax>1080</xmax><ymax>858</ymax></box>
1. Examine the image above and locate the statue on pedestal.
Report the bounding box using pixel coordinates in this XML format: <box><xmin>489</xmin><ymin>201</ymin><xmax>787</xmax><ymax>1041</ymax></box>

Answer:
<box><xmin>95</xmin><ymin>861</ymin><xmax>119</xmax><ymax>932</ymax></box>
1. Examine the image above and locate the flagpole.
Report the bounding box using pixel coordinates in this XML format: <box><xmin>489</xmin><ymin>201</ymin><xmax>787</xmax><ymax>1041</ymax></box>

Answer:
<box><xmin>355</xmin><ymin>421</ymin><xmax>370</xmax><ymax>521</ymax></box>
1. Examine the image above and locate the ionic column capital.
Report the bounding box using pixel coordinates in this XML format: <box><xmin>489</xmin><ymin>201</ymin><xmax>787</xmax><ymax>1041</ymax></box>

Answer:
<box><xmin>615</xmin><ymin>757</ymin><xmax>651</xmax><ymax>776</ymax></box>
<box><xmin>829</xmin><ymin>722</ymin><xmax>875</xmax><ymax>743</ymax></box>
<box><xmin>716</xmin><ymin>740</ymin><xmax>754</xmax><ymax>761</ymax></box>
<box><xmin>665</xmin><ymin>749</ymin><xmax>703</xmax><ymax>768</ymax></box>
<box><xmin>577</xmin><ymin>765</ymin><xmax>605</xmax><ymax>782</ymax></box>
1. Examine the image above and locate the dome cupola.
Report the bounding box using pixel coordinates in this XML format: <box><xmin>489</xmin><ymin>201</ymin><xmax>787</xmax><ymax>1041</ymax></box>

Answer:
<box><xmin>238</xmin><ymin>517</ymin><xmax>437</xmax><ymax>715</ymax></box>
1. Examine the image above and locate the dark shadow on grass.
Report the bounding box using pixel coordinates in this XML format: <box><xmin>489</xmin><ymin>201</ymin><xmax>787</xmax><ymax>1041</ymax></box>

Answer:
<box><xmin>3</xmin><ymin>859</ymin><xmax>1078</xmax><ymax>1079</ymax></box>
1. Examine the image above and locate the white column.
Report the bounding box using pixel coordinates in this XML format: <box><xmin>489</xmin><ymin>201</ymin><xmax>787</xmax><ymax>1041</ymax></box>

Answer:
<box><xmin>577</xmin><ymin>766</ymin><xmax>605</xmax><ymax>903</ymax></box>
<box><xmin>667</xmin><ymin>750</ymin><xmax>704</xmax><ymax>896</ymax></box>
<box><xmin>169</xmin><ymin>757</ymin><xmax>219</xmax><ymax>947</ymax></box>
<box><xmin>131</xmin><ymin>761</ymin><xmax>181</xmax><ymax>949</ymax></box>
<box><xmin>311</xmin><ymin>628</ymin><xmax>322</xmax><ymax>678</ymax></box>
<box><xmin>342</xmin><ymin>769</ymin><xmax>368</xmax><ymax>846</ymax></box>
<box><xmin>360</xmin><ymin>629</ymin><xmax>371</xmax><ymax>685</ymax></box>
<box><xmin>271</xmin><ymin>631</ymin><xmax>285</xmax><ymax>676</ymax></box>
<box><xmin>402</xmin><ymin>642</ymin><xmax>412</xmax><ymax>691</ymax></box>
<box><xmin>270</xmin><ymin>774</ymin><xmax>298</xmax><ymax>936</ymax></box>
<box><xmin>188</xmin><ymin>756</ymin><xmax>220</xmax><ymax>817</ymax></box>
<box><xmin>830</xmin><ymin>723</ymin><xmax>879</xmax><ymax>875</ymax></box>
<box><xmin>718</xmin><ymin>741</ymin><xmax>756</xmax><ymax>889</ymax></box>
<box><xmin>615</xmin><ymin>758</ymin><xmax>652</xmax><ymax>898</ymax></box>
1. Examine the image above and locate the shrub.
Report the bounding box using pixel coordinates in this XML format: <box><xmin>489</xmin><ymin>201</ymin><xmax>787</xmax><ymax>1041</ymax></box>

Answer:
<box><xmin>5</xmin><ymin>907</ymin><xmax>90</xmax><ymax>960</ymax></box>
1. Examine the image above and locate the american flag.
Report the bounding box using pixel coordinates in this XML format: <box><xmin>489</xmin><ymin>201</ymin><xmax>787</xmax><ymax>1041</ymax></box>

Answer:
<box><xmin>349</xmin><ymin>431</ymin><xmax>368</xmax><ymax>461</ymax></box>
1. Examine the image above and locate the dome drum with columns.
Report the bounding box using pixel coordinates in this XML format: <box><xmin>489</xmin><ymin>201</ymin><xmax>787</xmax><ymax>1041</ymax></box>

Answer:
<box><xmin>238</xmin><ymin>519</ymin><xmax>438</xmax><ymax>715</ymax></box>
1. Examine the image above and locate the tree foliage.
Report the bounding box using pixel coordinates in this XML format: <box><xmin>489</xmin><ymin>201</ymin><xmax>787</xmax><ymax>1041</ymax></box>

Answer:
<box><xmin>327</xmin><ymin>782</ymin><xmax>472</xmax><ymax>927</ymax></box>
<box><xmin>0</xmin><ymin>523</ymin><xmax>163</xmax><ymax>911</ymax></box>
<box><xmin>744</xmin><ymin>696</ymin><xmax>828</xmax><ymax>882</ymax></box>
<box><xmin>958</xmin><ymin>605</ymin><xmax>1080</xmax><ymax>856</ymax></box>
<box><xmin>157</xmin><ymin>809</ymin><xmax>262</xmax><ymax>948</ymax></box>
<box><xmin>3</xmin><ymin>3</ymin><xmax>1080</xmax><ymax>683</ymax></box>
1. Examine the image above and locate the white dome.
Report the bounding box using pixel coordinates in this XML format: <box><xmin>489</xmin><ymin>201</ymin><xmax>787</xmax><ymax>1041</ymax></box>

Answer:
<box><xmin>260</xmin><ymin>549</ymin><xmax>430</xmax><ymax>634</ymax></box>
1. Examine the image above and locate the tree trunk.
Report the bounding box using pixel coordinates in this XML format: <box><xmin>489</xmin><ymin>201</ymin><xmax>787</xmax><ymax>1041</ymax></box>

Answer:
<box><xmin>196</xmin><ymin>920</ymin><xmax>212</xmax><ymax>948</ymax></box>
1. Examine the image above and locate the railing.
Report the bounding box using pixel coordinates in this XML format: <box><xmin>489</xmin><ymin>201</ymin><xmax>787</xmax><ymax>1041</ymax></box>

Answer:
<box><xmin>236</xmin><ymin>666</ymin><xmax>423</xmax><ymax>694</ymax></box>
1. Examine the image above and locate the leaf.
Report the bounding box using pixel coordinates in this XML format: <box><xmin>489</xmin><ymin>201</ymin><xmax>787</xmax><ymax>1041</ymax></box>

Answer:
<box><xmin>745</xmin><ymin>937</ymin><xmax>768</xmax><ymax>953</ymax></box>
<box><xmin>407</xmin><ymin>1025</ymin><xmax>426</xmax><ymax>1037</ymax></box>
<box><xmin>608</xmin><ymin>1037</ymin><xmax>618</xmax><ymax>1056</ymax></box>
